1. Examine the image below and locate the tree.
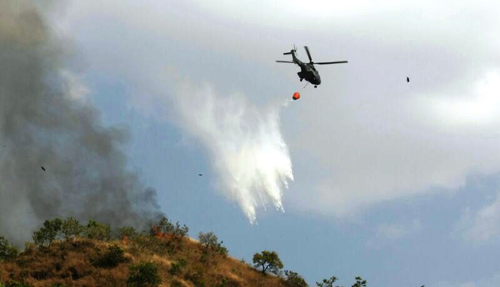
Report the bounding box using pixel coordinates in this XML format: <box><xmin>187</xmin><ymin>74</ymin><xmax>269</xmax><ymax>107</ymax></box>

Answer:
<box><xmin>198</xmin><ymin>231</ymin><xmax>228</xmax><ymax>257</ymax></box>
<box><xmin>252</xmin><ymin>250</ymin><xmax>284</xmax><ymax>275</ymax></box>
<box><xmin>316</xmin><ymin>276</ymin><xmax>367</xmax><ymax>287</ymax></box>
<box><xmin>33</xmin><ymin>218</ymin><xmax>63</xmax><ymax>247</ymax></box>
<box><xmin>351</xmin><ymin>277</ymin><xmax>367</xmax><ymax>287</ymax></box>
<box><xmin>151</xmin><ymin>217</ymin><xmax>175</xmax><ymax>235</ymax></box>
<box><xmin>172</xmin><ymin>221</ymin><xmax>189</xmax><ymax>238</ymax></box>
<box><xmin>85</xmin><ymin>220</ymin><xmax>111</xmax><ymax>241</ymax></box>
<box><xmin>118</xmin><ymin>226</ymin><xmax>139</xmax><ymax>240</ymax></box>
<box><xmin>151</xmin><ymin>217</ymin><xmax>189</xmax><ymax>238</ymax></box>
<box><xmin>127</xmin><ymin>261</ymin><xmax>162</xmax><ymax>287</ymax></box>
<box><xmin>198</xmin><ymin>231</ymin><xmax>218</xmax><ymax>248</ymax></box>
<box><xmin>61</xmin><ymin>217</ymin><xmax>84</xmax><ymax>240</ymax></box>
<box><xmin>0</xmin><ymin>236</ymin><xmax>19</xmax><ymax>261</ymax></box>
<box><xmin>316</xmin><ymin>276</ymin><xmax>339</xmax><ymax>287</ymax></box>
<box><xmin>283</xmin><ymin>270</ymin><xmax>308</xmax><ymax>287</ymax></box>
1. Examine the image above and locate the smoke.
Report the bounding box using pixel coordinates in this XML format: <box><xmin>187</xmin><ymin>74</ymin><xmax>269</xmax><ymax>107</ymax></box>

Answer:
<box><xmin>0</xmin><ymin>1</ymin><xmax>162</xmax><ymax>243</ymax></box>
<box><xmin>170</xmin><ymin>81</ymin><xmax>294</xmax><ymax>223</ymax></box>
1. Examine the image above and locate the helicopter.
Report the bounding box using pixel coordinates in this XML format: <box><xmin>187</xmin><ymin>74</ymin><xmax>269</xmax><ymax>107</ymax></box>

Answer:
<box><xmin>276</xmin><ymin>46</ymin><xmax>348</xmax><ymax>88</ymax></box>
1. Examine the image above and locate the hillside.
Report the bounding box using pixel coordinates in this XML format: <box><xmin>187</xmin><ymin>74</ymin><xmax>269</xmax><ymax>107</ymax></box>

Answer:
<box><xmin>0</xmin><ymin>218</ymin><xmax>300</xmax><ymax>287</ymax></box>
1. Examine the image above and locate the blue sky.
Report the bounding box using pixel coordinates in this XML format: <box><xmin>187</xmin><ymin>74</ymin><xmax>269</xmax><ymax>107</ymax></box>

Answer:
<box><xmin>44</xmin><ymin>1</ymin><xmax>500</xmax><ymax>286</ymax></box>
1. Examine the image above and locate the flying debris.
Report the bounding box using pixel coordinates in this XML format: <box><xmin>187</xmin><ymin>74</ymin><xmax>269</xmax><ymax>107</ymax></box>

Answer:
<box><xmin>277</xmin><ymin>45</ymin><xmax>348</xmax><ymax>88</ymax></box>
<box><xmin>407</xmin><ymin>77</ymin><xmax>410</xmax><ymax>83</ymax></box>
<box><xmin>292</xmin><ymin>92</ymin><xmax>300</xmax><ymax>100</ymax></box>
<box><xmin>41</xmin><ymin>166</ymin><xmax>45</xmax><ymax>171</ymax></box>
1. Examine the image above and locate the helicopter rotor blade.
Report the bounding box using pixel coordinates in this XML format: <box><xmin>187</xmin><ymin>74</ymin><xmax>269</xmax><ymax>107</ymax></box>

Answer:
<box><xmin>276</xmin><ymin>60</ymin><xmax>295</xmax><ymax>63</ymax></box>
<box><xmin>313</xmin><ymin>61</ymin><xmax>348</xmax><ymax>65</ymax></box>
<box><xmin>304</xmin><ymin>46</ymin><xmax>313</xmax><ymax>63</ymax></box>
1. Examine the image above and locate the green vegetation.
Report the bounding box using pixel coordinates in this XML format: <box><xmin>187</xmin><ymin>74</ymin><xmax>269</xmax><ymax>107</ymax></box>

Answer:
<box><xmin>85</xmin><ymin>220</ymin><xmax>111</xmax><ymax>241</ymax></box>
<box><xmin>198</xmin><ymin>231</ymin><xmax>228</xmax><ymax>257</ymax></box>
<box><xmin>127</xmin><ymin>261</ymin><xmax>162</xmax><ymax>287</ymax></box>
<box><xmin>0</xmin><ymin>236</ymin><xmax>18</xmax><ymax>261</ymax></box>
<box><xmin>151</xmin><ymin>216</ymin><xmax>189</xmax><ymax>238</ymax></box>
<box><xmin>1</xmin><ymin>217</ymin><xmax>369</xmax><ymax>287</ymax></box>
<box><xmin>316</xmin><ymin>276</ymin><xmax>339</xmax><ymax>287</ymax></box>
<box><xmin>169</xmin><ymin>258</ymin><xmax>187</xmax><ymax>275</ymax></box>
<box><xmin>31</xmin><ymin>218</ymin><xmax>112</xmax><ymax>247</ymax></box>
<box><xmin>253</xmin><ymin>250</ymin><xmax>284</xmax><ymax>275</ymax></box>
<box><xmin>61</xmin><ymin>217</ymin><xmax>84</xmax><ymax>240</ymax></box>
<box><xmin>316</xmin><ymin>276</ymin><xmax>368</xmax><ymax>287</ymax></box>
<box><xmin>92</xmin><ymin>244</ymin><xmax>127</xmax><ymax>268</ymax></box>
<box><xmin>32</xmin><ymin>218</ymin><xmax>63</xmax><ymax>247</ymax></box>
<box><xmin>283</xmin><ymin>270</ymin><xmax>308</xmax><ymax>287</ymax></box>
<box><xmin>351</xmin><ymin>277</ymin><xmax>367</xmax><ymax>287</ymax></box>
<box><xmin>118</xmin><ymin>226</ymin><xmax>139</xmax><ymax>239</ymax></box>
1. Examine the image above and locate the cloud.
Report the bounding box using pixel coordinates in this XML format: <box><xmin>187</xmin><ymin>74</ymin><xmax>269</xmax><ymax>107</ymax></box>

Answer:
<box><xmin>56</xmin><ymin>0</ymin><xmax>500</xmax><ymax>220</ymax></box>
<box><xmin>376</xmin><ymin>219</ymin><xmax>422</xmax><ymax>240</ymax></box>
<box><xmin>454</xmin><ymin>194</ymin><xmax>500</xmax><ymax>245</ymax></box>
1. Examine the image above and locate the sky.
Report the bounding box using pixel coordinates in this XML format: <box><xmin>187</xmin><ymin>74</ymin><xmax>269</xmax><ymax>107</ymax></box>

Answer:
<box><xmin>13</xmin><ymin>0</ymin><xmax>500</xmax><ymax>286</ymax></box>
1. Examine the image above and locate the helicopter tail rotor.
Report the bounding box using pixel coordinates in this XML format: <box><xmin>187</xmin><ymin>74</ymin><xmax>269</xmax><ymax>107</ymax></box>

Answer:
<box><xmin>283</xmin><ymin>44</ymin><xmax>297</xmax><ymax>55</ymax></box>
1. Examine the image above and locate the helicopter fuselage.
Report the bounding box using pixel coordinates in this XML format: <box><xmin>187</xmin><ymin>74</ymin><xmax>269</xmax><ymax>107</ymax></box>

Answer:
<box><xmin>297</xmin><ymin>62</ymin><xmax>321</xmax><ymax>86</ymax></box>
<box><xmin>291</xmin><ymin>51</ymin><xmax>321</xmax><ymax>86</ymax></box>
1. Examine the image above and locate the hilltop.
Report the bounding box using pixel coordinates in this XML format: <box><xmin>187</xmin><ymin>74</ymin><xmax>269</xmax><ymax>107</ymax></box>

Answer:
<box><xmin>0</xmin><ymin>217</ymin><xmax>308</xmax><ymax>287</ymax></box>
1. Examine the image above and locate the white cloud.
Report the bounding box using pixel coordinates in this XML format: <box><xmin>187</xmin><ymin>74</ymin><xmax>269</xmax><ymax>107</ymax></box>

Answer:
<box><xmin>422</xmin><ymin>70</ymin><xmax>500</xmax><ymax>128</ymax></box>
<box><xmin>376</xmin><ymin>219</ymin><xmax>422</xmax><ymax>240</ymax></box>
<box><xmin>56</xmin><ymin>0</ymin><xmax>500</xmax><ymax>220</ymax></box>
<box><xmin>454</xmin><ymin>194</ymin><xmax>500</xmax><ymax>245</ymax></box>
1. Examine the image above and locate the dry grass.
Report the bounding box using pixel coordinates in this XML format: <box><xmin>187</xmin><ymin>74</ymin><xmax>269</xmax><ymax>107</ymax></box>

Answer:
<box><xmin>0</xmin><ymin>236</ymin><xmax>288</xmax><ymax>287</ymax></box>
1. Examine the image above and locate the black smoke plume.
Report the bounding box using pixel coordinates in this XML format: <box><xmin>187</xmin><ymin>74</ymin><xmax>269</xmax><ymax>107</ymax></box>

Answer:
<box><xmin>0</xmin><ymin>1</ymin><xmax>162</xmax><ymax>243</ymax></box>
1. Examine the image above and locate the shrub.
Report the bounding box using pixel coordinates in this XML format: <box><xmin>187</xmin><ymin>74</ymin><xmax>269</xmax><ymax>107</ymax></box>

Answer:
<box><xmin>85</xmin><ymin>220</ymin><xmax>111</xmax><ymax>241</ymax></box>
<box><xmin>283</xmin><ymin>270</ymin><xmax>308</xmax><ymax>287</ymax></box>
<box><xmin>150</xmin><ymin>217</ymin><xmax>189</xmax><ymax>238</ymax></box>
<box><xmin>0</xmin><ymin>236</ymin><xmax>19</xmax><ymax>261</ymax></box>
<box><xmin>184</xmin><ymin>270</ymin><xmax>205</xmax><ymax>287</ymax></box>
<box><xmin>198</xmin><ymin>231</ymin><xmax>228</xmax><ymax>257</ymax></box>
<box><xmin>93</xmin><ymin>244</ymin><xmax>127</xmax><ymax>268</ymax></box>
<box><xmin>169</xmin><ymin>258</ymin><xmax>187</xmax><ymax>276</ymax></box>
<box><xmin>351</xmin><ymin>277</ymin><xmax>367</xmax><ymax>287</ymax></box>
<box><xmin>172</xmin><ymin>221</ymin><xmax>189</xmax><ymax>238</ymax></box>
<box><xmin>61</xmin><ymin>217</ymin><xmax>83</xmax><ymax>240</ymax></box>
<box><xmin>316</xmin><ymin>276</ymin><xmax>367</xmax><ymax>287</ymax></box>
<box><xmin>118</xmin><ymin>226</ymin><xmax>139</xmax><ymax>240</ymax></box>
<box><xmin>32</xmin><ymin>218</ymin><xmax>63</xmax><ymax>247</ymax></box>
<box><xmin>316</xmin><ymin>276</ymin><xmax>338</xmax><ymax>287</ymax></box>
<box><xmin>127</xmin><ymin>262</ymin><xmax>162</xmax><ymax>287</ymax></box>
<box><xmin>198</xmin><ymin>232</ymin><xmax>217</xmax><ymax>248</ymax></box>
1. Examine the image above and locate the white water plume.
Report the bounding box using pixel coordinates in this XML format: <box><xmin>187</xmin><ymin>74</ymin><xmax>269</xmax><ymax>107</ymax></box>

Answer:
<box><xmin>171</xmin><ymin>82</ymin><xmax>294</xmax><ymax>223</ymax></box>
